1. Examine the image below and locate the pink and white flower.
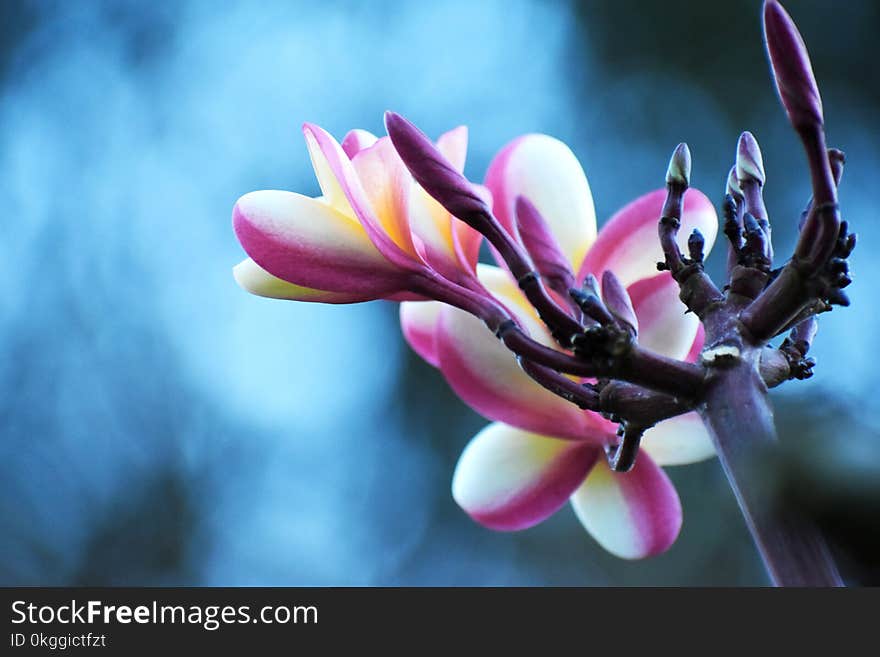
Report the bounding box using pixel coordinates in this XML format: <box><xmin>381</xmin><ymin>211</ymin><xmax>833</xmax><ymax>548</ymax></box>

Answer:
<box><xmin>232</xmin><ymin>123</ymin><xmax>483</xmax><ymax>305</ymax></box>
<box><xmin>400</xmin><ymin>134</ymin><xmax>719</xmax><ymax>558</ymax></box>
<box><xmin>233</xmin><ymin>121</ymin><xmax>720</xmax><ymax>560</ymax></box>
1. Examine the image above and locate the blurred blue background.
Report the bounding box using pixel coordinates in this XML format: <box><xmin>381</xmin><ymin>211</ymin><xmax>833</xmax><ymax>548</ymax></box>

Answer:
<box><xmin>1</xmin><ymin>0</ymin><xmax>877</xmax><ymax>585</ymax></box>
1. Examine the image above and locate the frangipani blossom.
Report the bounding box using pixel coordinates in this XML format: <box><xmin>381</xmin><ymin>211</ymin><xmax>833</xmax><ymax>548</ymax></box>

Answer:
<box><xmin>232</xmin><ymin>123</ymin><xmax>483</xmax><ymax>305</ymax></box>
<box><xmin>232</xmin><ymin>0</ymin><xmax>854</xmax><ymax>586</ymax></box>
<box><xmin>232</xmin><ymin>121</ymin><xmax>721</xmax><ymax>560</ymax></box>
<box><xmin>400</xmin><ymin>134</ymin><xmax>719</xmax><ymax>558</ymax></box>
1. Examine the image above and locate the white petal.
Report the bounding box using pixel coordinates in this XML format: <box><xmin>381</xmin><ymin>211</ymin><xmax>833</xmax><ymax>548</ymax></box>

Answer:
<box><xmin>640</xmin><ymin>412</ymin><xmax>716</xmax><ymax>466</ymax></box>
<box><xmin>571</xmin><ymin>453</ymin><xmax>682</xmax><ymax>559</ymax></box>
<box><xmin>452</xmin><ymin>423</ymin><xmax>599</xmax><ymax>531</ymax></box>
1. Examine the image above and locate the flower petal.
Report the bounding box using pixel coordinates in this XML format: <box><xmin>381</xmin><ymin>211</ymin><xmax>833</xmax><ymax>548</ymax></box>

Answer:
<box><xmin>400</xmin><ymin>300</ymin><xmax>443</xmax><ymax>367</ymax></box>
<box><xmin>485</xmin><ymin>134</ymin><xmax>597</xmax><ymax>270</ymax></box>
<box><xmin>515</xmin><ymin>196</ymin><xmax>575</xmax><ymax>290</ymax></box>
<box><xmin>579</xmin><ymin>188</ymin><xmax>718</xmax><ymax>287</ymax></box>
<box><xmin>351</xmin><ymin>136</ymin><xmax>418</xmax><ymax>258</ymax></box>
<box><xmin>436</xmin><ymin>125</ymin><xmax>468</xmax><ymax>172</ymax></box>
<box><xmin>232</xmin><ymin>189</ymin><xmax>405</xmax><ymax>297</ymax></box>
<box><xmin>628</xmin><ymin>273</ymin><xmax>699</xmax><ymax>360</ymax></box>
<box><xmin>640</xmin><ymin>412</ymin><xmax>716</xmax><ymax>466</ymax></box>
<box><xmin>452</xmin><ymin>423</ymin><xmax>600</xmax><ymax>531</ymax></box>
<box><xmin>303</xmin><ymin>126</ymin><xmax>351</xmax><ymax>214</ymax></box>
<box><xmin>233</xmin><ymin>258</ymin><xmax>374</xmax><ymax>303</ymax></box>
<box><xmin>303</xmin><ymin>123</ymin><xmax>417</xmax><ymax>269</ymax></box>
<box><xmin>341</xmin><ymin>129</ymin><xmax>378</xmax><ymax>158</ymax></box>
<box><xmin>571</xmin><ymin>452</ymin><xmax>682</xmax><ymax>559</ymax></box>
<box><xmin>406</xmin><ymin>126</ymin><xmax>483</xmax><ymax>279</ymax></box>
<box><xmin>435</xmin><ymin>265</ymin><xmax>613</xmax><ymax>441</ymax></box>
<box><xmin>436</xmin><ymin>308</ymin><xmax>573</xmax><ymax>435</ymax></box>
<box><xmin>408</xmin><ymin>185</ymin><xmax>459</xmax><ymax>278</ymax></box>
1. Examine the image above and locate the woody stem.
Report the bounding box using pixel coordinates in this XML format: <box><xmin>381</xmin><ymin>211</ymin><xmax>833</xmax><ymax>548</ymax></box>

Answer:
<box><xmin>699</xmin><ymin>357</ymin><xmax>843</xmax><ymax>586</ymax></box>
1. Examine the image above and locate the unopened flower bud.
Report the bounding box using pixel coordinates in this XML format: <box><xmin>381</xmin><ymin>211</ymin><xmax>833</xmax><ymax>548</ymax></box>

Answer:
<box><xmin>385</xmin><ymin>111</ymin><xmax>490</xmax><ymax>226</ymax></box>
<box><xmin>601</xmin><ymin>270</ymin><xmax>638</xmax><ymax>334</ymax></box>
<box><xmin>569</xmin><ymin>287</ymin><xmax>614</xmax><ymax>326</ymax></box>
<box><xmin>763</xmin><ymin>0</ymin><xmax>824</xmax><ymax>131</ymax></box>
<box><xmin>736</xmin><ymin>132</ymin><xmax>766</xmax><ymax>186</ymax></box>
<box><xmin>581</xmin><ymin>273</ymin><xmax>601</xmax><ymax>297</ymax></box>
<box><xmin>726</xmin><ymin>166</ymin><xmax>744</xmax><ymax>200</ymax></box>
<box><xmin>515</xmin><ymin>196</ymin><xmax>574</xmax><ymax>290</ymax></box>
<box><xmin>665</xmin><ymin>143</ymin><xmax>691</xmax><ymax>188</ymax></box>
<box><xmin>688</xmin><ymin>229</ymin><xmax>705</xmax><ymax>264</ymax></box>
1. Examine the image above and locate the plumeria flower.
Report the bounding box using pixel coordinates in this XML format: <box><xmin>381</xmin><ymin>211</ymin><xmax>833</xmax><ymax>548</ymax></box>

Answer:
<box><xmin>400</xmin><ymin>134</ymin><xmax>719</xmax><ymax>558</ymax></box>
<box><xmin>232</xmin><ymin>119</ymin><xmax>719</xmax><ymax>561</ymax></box>
<box><xmin>232</xmin><ymin>123</ymin><xmax>485</xmax><ymax>306</ymax></box>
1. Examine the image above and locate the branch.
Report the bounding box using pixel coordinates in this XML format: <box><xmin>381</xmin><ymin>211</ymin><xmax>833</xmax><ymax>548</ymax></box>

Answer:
<box><xmin>597</xmin><ymin>380</ymin><xmax>692</xmax><ymax>425</ymax></box>
<box><xmin>413</xmin><ymin>272</ymin><xmax>596</xmax><ymax>377</ymax></box>
<box><xmin>699</xmin><ymin>356</ymin><xmax>842</xmax><ymax>586</ymax></box>
<box><xmin>759</xmin><ymin>316</ymin><xmax>817</xmax><ymax>389</ymax></box>
<box><xmin>725</xmin><ymin>135</ymin><xmax>777</xmax><ymax>305</ymax></box>
<box><xmin>741</xmin><ymin>1</ymin><xmax>849</xmax><ymax>343</ymax></box>
<box><xmin>568</xmin><ymin>277</ymin><xmax>706</xmax><ymax>399</ymax></box>
<box><xmin>758</xmin><ymin>347</ymin><xmax>791</xmax><ymax>389</ymax></box>
<box><xmin>494</xmin><ymin>311</ymin><xmax>704</xmax><ymax>396</ymax></box>
<box><xmin>519</xmin><ymin>363</ymin><xmax>694</xmax><ymax>475</ymax></box>
<box><xmin>737</xmin><ymin>132</ymin><xmax>773</xmax><ymax>264</ymax></box>
<box><xmin>777</xmin><ymin>315</ymin><xmax>818</xmax><ymax>383</ymax></box>
<box><xmin>605</xmin><ymin>424</ymin><xmax>646</xmax><ymax>473</ymax></box>
<box><xmin>485</xmin><ymin>220</ymin><xmax>584</xmax><ymax>343</ymax></box>
<box><xmin>419</xmin><ymin>257</ymin><xmax>707</xmax><ymax>399</ymax></box>
<box><xmin>722</xmin><ymin>183</ymin><xmax>744</xmax><ymax>279</ymax></box>
<box><xmin>517</xmin><ymin>358</ymin><xmax>599</xmax><ymax>409</ymax></box>
<box><xmin>799</xmin><ymin>149</ymin><xmax>845</xmax><ymax>230</ymax></box>
<box><xmin>491</xmin><ymin>319</ymin><xmax>596</xmax><ymax>377</ymax></box>
<box><xmin>740</xmin><ymin>201</ymin><xmax>852</xmax><ymax>342</ymax></box>
<box><xmin>620</xmin><ymin>348</ymin><xmax>705</xmax><ymax>399</ymax></box>
<box><xmin>657</xmin><ymin>143</ymin><xmax>724</xmax><ymax>318</ymax></box>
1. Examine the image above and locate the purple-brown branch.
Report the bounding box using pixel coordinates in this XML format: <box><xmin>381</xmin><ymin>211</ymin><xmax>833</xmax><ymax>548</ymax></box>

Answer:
<box><xmin>657</xmin><ymin>144</ymin><xmax>724</xmax><ymax>318</ymax></box>
<box><xmin>740</xmin><ymin>1</ymin><xmax>849</xmax><ymax>343</ymax></box>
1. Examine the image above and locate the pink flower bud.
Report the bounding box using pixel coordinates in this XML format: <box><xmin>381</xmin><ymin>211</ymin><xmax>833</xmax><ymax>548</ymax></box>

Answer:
<box><xmin>763</xmin><ymin>0</ymin><xmax>823</xmax><ymax>131</ymax></box>
<box><xmin>601</xmin><ymin>270</ymin><xmax>638</xmax><ymax>334</ymax></box>
<box><xmin>384</xmin><ymin>111</ymin><xmax>490</xmax><ymax>225</ymax></box>
<box><xmin>514</xmin><ymin>196</ymin><xmax>574</xmax><ymax>290</ymax></box>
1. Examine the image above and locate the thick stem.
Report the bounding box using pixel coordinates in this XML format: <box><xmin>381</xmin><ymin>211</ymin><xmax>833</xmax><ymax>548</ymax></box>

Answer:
<box><xmin>698</xmin><ymin>360</ymin><xmax>843</xmax><ymax>586</ymax></box>
<box><xmin>598</xmin><ymin>381</ymin><xmax>692</xmax><ymax>425</ymax></box>
<box><xmin>620</xmin><ymin>348</ymin><xmax>704</xmax><ymax>399</ymax></box>
<box><xmin>740</xmin><ymin>264</ymin><xmax>809</xmax><ymax>341</ymax></box>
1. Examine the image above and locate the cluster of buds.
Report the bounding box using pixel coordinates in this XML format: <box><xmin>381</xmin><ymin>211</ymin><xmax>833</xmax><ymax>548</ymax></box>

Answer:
<box><xmin>231</xmin><ymin>1</ymin><xmax>853</xmax><ymax>571</ymax></box>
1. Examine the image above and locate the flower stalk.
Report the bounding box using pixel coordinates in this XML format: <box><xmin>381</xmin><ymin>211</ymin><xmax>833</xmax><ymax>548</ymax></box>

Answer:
<box><xmin>699</xmin><ymin>358</ymin><xmax>842</xmax><ymax>586</ymax></box>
